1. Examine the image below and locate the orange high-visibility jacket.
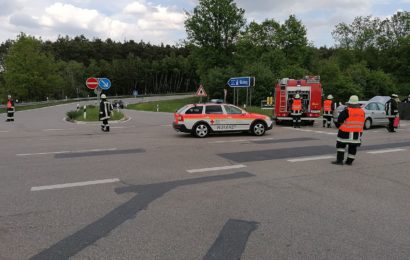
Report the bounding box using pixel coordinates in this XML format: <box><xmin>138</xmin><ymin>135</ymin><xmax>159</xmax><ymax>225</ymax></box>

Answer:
<box><xmin>339</xmin><ymin>107</ymin><xmax>365</xmax><ymax>133</ymax></box>
<box><xmin>323</xmin><ymin>100</ymin><xmax>332</xmax><ymax>112</ymax></box>
<box><xmin>292</xmin><ymin>99</ymin><xmax>302</xmax><ymax>111</ymax></box>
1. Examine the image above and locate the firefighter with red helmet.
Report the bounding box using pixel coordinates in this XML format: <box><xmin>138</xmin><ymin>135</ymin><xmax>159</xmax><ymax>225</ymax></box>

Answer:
<box><xmin>291</xmin><ymin>94</ymin><xmax>302</xmax><ymax>128</ymax></box>
<box><xmin>323</xmin><ymin>94</ymin><xmax>336</xmax><ymax>128</ymax></box>
<box><xmin>332</xmin><ymin>95</ymin><xmax>365</xmax><ymax>165</ymax></box>
<box><xmin>6</xmin><ymin>95</ymin><xmax>15</xmax><ymax>122</ymax></box>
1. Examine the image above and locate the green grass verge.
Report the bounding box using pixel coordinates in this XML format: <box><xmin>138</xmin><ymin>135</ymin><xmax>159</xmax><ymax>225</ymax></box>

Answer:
<box><xmin>66</xmin><ymin>106</ymin><xmax>125</xmax><ymax>122</ymax></box>
<box><xmin>127</xmin><ymin>97</ymin><xmax>274</xmax><ymax>116</ymax></box>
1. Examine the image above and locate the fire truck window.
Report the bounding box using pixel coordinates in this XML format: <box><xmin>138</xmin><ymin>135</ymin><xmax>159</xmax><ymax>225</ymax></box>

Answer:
<box><xmin>185</xmin><ymin>106</ymin><xmax>203</xmax><ymax>114</ymax></box>
<box><xmin>205</xmin><ymin>105</ymin><xmax>223</xmax><ymax>114</ymax></box>
<box><xmin>224</xmin><ymin>105</ymin><xmax>243</xmax><ymax>114</ymax></box>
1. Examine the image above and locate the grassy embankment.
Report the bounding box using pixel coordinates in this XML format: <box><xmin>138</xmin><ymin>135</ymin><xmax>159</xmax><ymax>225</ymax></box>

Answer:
<box><xmin>66</xmin><ymin>105</ymin><xmax>124</xmax><ymax>122</ymax></box>
<box><xmin>127</xmin><ymin>97</ymin><xmax>273</xmax><ymax>117</ymax></box>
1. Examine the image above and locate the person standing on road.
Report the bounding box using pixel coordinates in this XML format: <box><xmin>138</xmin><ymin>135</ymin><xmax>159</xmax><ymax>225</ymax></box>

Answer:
<box><xmin>99</xmin><ymin>94</ymin><xmax>113</xmax><ymax>132</ymax></box>
<box><xmin>323</xmin><ymin>94</ymin><xmax>336</xmax><ymax>128</ymax></box>
<box><xmin>332</xmin><ymin>95</ymin><xmax>365</xmax><ymax>166</ymax></box>
<box><xmin>385</xmin><ymin>94</ymin><xmax>399</xmax><ymax>133</ymax></box>
<box><xmin>6</xmin><ymin>95</ymin><xmax>15</xmax><ymax>122</ymax></box>
<box><xmin>291</xmin><ymin>94</ymin><xmax>302</xmax><ymax>128</ymax></box>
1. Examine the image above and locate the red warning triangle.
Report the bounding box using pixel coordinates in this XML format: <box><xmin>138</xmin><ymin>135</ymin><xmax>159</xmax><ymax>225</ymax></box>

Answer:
<box><xmin>196</xmin><ymin>85</ymin><xmax>207</xmax><ymax>97</ymax></box>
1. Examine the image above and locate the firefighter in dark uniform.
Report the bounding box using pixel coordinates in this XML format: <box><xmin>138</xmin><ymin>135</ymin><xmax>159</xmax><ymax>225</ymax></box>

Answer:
<box><xmin>6</xmin><ymin>95</ymin><xmax>15</xmax><ymax>122</ymax></box>
<box><xmin>385</xmin><ymin>94</ymin><xmax>399</xmax><ymax>132</ymax></box>
<box><xmin>332</xmin><ymin>95</ymin><xmax>365</xmax><ymax>165</ymax></box>
<box><xmin>99</xmin><ymin>94</ymin><xmax>113</xmax><ymax>132</ymax></box>
<box><xmin>323</xmin><ymin>94</ymin><xmax>336</xmax><ymax>128</ymax></box>
<box><xmin>291</xmin><ymin>94</ymin><xmax>302</xmax><ymax>128</ymax></box>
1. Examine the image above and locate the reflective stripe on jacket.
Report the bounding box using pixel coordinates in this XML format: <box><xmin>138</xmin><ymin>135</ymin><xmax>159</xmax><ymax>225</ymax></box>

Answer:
<box><xmin>339</xmin><ymin>107</ymin><xmax>365</xmax><ymax>133</ymax></box>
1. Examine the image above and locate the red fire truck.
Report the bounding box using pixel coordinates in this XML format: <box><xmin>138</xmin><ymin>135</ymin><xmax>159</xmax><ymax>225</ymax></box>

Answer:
<box><xmin>274</xmin><ymin>76</ymin><xmax>322</xmax><ymax>125</ymax></box>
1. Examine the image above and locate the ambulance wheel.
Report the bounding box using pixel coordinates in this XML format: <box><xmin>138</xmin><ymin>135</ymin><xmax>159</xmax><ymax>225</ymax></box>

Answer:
<box><xmin>251</xmin><ymin>121</ymin><xmax>266</xmax><ymax>136</ymax></box>
<box><xmin>364</xmin><ymin>118</ymin><xmax>372</xmax><ymax>130</ymax></box>
<box><xmin>193</xmin><ymin>123</ymin><xmax>210</xmax><ymax>138</ymax></box>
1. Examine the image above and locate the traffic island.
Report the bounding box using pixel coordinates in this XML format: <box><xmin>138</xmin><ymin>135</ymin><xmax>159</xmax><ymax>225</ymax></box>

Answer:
<box><xmin>65</xmin><ymin>105</ymin><xmax>125</xmax><ymax>123</ymax></box>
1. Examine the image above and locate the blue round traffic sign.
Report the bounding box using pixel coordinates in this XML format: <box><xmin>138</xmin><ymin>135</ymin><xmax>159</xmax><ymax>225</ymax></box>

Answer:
<box><xmin>98</xmin><ymin>78</ymin><xmax>111</xmax><ymax>90</ymax></box>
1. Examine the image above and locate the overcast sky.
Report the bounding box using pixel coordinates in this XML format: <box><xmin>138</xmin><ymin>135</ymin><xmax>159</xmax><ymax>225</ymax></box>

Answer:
<box><xmin>0</xmin><ymin>0</ymin><xmax>408</xmax><ymax>47</ymax></box>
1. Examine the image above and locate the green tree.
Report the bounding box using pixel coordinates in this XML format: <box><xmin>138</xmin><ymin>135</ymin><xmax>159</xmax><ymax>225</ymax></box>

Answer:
<box><xmin>3</xmin><ymin>34</ymin><xmax>63</xmax><ymax>101</ymax></box>
<box><xmin>185</xmin><ymin>0</ymin><xmax>246</xmax><ymax>76</ymax></box>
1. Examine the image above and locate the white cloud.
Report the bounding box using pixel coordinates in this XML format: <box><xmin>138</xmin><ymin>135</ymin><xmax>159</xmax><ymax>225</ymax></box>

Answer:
<box><xmin>124</xmin><ymin>1</ymin><xmax>148</xmax><ymax>14</ymax></box>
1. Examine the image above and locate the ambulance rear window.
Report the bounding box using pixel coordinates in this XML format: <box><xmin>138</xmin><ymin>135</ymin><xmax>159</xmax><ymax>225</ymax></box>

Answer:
<box><xmin>185</xmin><ymin>106</ymin><xmax>203</xmax><ymax>114</ymax></box>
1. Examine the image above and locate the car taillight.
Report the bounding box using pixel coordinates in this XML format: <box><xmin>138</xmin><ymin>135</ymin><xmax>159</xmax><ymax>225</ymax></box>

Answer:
<box><xmin>177</xmin><ymin>115</ymin><xmax>184</xmax><ymax>122</ymax></box>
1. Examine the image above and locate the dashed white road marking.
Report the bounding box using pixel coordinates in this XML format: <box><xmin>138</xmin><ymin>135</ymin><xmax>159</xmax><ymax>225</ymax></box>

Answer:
<box><xmin>287</xmin><ymin>155</ymin><xmax>335</xmax><ymax>162</ymax></box>
<box><xmin>209</xmin><ymin>138</ymin><xmax>274</xmax><ymax>144</ymax></box>
<box><xmin>31</xmin><ymin>178</ymin><xmax>120</xmax><ymax>191</ymax></box>
<box><xmin>366</xmin><ymin>148</ymin><xmax>406</xmax><ymax>154</ymax></box>
<box><xmin>17</xmin><ymin>148</ymin><xmax>117</xmax><ymax>157</ymax></box>
<box><xmin>43</xmin><ymin>128</ymin><xmax>75</xmax><ymax>131</ymax></box>
<box><xmin>161</xmin><ymin>124</ymin><xmax>172</xmax><ymax>127</ymax></box>
<box><xmin>0</xmin><ymin>130</ymin><xmax>9</xmax><ymax>133</ymax></box>
<box><xmin>187</xmin><ymin>164</ymin><xmax>247</xmax><ymax>173</ymax></box>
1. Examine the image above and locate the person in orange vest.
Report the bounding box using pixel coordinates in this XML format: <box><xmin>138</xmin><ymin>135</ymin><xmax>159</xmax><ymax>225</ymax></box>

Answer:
<box><xmin>323</xmin><ymin>94</ymin><xmax>336</xmax><ymax>128</ymax></box>
<box><xmin>332</xmin><ymin>95</ymin><xmax>365</xmax><ymax>165</ymax></box>
<box><xmin>6</xmin><ymin>95</ymin><xmax>15</xmax><ymax>122</ymax></box>
<box><xmin>291</xmin><ymin>94</ymin><xmax>302</xmax><ymax>128</ymax></box>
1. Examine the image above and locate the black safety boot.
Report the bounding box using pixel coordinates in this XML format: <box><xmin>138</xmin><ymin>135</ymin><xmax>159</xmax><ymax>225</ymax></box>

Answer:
<box><xmin>106</xmin><ymin>126</ymin><xmax>110</xmax><ymax>132</ymax></box>
<box><xmin>345</xmin><ymin>158</ymin><xmax>354</xmax><ymax>165</ymax></box>
<box><xmin>331</xmin><ymin>161</ymin><xmax>344</xmax><ymax>165</ymax></box>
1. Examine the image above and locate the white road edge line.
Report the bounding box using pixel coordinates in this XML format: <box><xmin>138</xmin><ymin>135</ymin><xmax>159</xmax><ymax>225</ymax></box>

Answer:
<box><xmin>187</xmin><ymin>164</ymin><xmax>247</xmax><ymax>173</ymax></box>
<box><xmin>31</xmin><ymin>178</ymin><xmax>120</xmax><ymax>191</ymax></box>
<box><xmin>209</xmin><ymin>138</ymin><xmax>274</xmax><ymax>144</ymax></box>
<box><xmin>288</xmin><ymin>155</ymin><xmax>335</xmax><ymax>162</ymax></box>
<box><xmin>43</xmin><ymin>128</ymin><xmax>74</xmax><ymax>131</ymax></box>
<box><xmin>367</xmin><ymin>148</ymin><xmax>406</xmax><ymax>154</ymax></box>
<box><xmin>17</xmin><ymin>148</ymin><xmax>117</xmax><ymax>157</ymax></box>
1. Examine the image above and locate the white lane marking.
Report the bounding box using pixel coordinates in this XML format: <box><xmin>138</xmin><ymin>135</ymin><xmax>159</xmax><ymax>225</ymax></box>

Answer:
<box><xmin>187</xmin><ymin>164</ymin><xmax>247</xmax><ymax>173</ymax></box>
<box><xmin>31</xmin><ymin>178</ymin><xmax>120</xmax><ymax>191</ymax></box>
<box><xmin>111</xmin><ymin>126</ymin><xmax>128</xmax><ymax>129</ymax></box>
<box><xmin>0</xmin><ymin>130</ymin><xmax>9</xmax><ymax>133</ymax></box>
<box><xmin>161</xmin><ymin>124</ymin><xmax>172</xmax><ymax>127</ymax></box>
<box><xmin>290</xmin><ymin>128</ymin><xmax>337</xmax><ymax>135</ymax></box>
<box><xmin>43</xmin><ymin>128</ymin><xmax>74</xmax><ymax>131</ymax></box>
<box><xmin>209</xmin><ymin>138</ymin><xmax>274</xmax><ymax>144</ymax></box>
<box><xmin>17</xmin><ymin>148</ymin><xmax>117</xmax><ymax>157</ymax></box>
<box><xmin>367</xmin><ymin>148</ymin><xmax>406</xmax><ymax>154</ymax></box>
<box><xmin>288</xmin><ymin>155</ymin><xmax>335</xmax><ymax>162</ymax></box>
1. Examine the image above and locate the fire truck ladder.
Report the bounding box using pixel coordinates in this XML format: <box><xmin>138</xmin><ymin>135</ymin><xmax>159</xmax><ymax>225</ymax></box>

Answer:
<box><xmin>279</xmin><ymin>88</ymin><xmax>287</xmax><ymax>112</ymax></box>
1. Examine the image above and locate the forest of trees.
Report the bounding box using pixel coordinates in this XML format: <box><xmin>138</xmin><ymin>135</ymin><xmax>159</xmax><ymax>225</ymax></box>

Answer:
<box><xmin>0</xmin><ymin>0</ymin><xmax>408</xmax><ymax>104</ymax></box>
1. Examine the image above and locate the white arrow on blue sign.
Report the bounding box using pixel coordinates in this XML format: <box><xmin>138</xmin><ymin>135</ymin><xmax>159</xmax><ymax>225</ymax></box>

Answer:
<box><xmin>227</xmin><ymin>77</ymin><xmax>255</xmax><ymax>88</ymax></box>
<box><xmin>98</xmin><ymin>78</ymin><xmax>111</xmax><ymax>90</ymax></box>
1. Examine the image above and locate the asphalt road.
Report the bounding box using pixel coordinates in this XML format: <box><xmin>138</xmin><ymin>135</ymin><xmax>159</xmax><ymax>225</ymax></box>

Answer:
<box><xmin>1</xmin><ymin>98</ymin><xmax>410</xmax><ymax>260</ymax></box>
